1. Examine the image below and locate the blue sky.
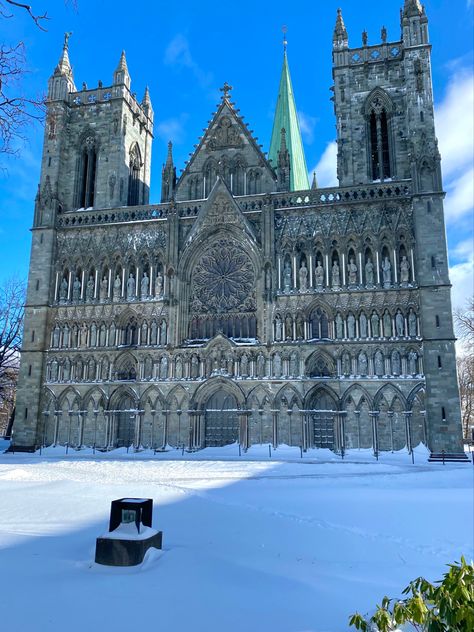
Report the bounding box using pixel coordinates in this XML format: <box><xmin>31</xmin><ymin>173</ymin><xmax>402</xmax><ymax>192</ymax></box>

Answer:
<box><xmin>0</xmin><ymin>0</ymin><xmax>472</xmax><ymax>310</ymax></box>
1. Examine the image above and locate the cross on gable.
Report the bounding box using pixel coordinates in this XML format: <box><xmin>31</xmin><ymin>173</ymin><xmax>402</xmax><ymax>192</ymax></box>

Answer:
<box><xmin>220</xmin><ymin>82</ymin><xmax>233</xmax><ymax>99</ymax></box>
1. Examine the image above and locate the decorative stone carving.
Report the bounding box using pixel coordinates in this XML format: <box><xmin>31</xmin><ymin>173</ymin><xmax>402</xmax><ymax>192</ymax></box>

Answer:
<box><xmin>160</xmin><ymin>356</ymin><xmax>168</xmax><ymax>379</ymax></box>
<box><xmin>408</xmin><ymin>309</ymin><xmax>417</xmax><ymax>337</ymax></box>
<box><xmin>72</xmin><ymin>277</ymin><xmax>81</xmax><ymax>301</ymax></box>
<box><xmin>299</xmin><ymin>262</ymin><xmax>308</xmax><ymax>291</ymax></box>
<box><xmin>59</xmin><ymin>277</ymin><xmax>68</xmax><ymax>301</ymax></box>
<box><xmin>358</xmin><ymin>352</ymin><xmax>368</xmax><ymax>375</ymax></box>
<box><xmin>207</xmin><ymin>116</ymin><xmax>242</xmax><ymax>149</ymax></box>
<box><xmin>408</xmin><ymin>351</ymin><xmax>417</xmax><ymax>375</ymax></box>
<box><xmin>382</xmin><ymin>256</ymin><xmax>392</xmax><ymax>287</ymax></box>
<box><xmin>383</xmin><ymin>310</ymin><xmax>392</xmax><ymax>337</ymax></box>
<box><xmin>127</xmin><ymin>273</ymin><xmax>135</xmax><ymax>299</ymax></box>
<box><xmin>273</xmin><ymin>353</ymin><xmax>282</xmax><ymax>378</ymax></box>
<box><xmin>86</xmin><ymin>275</ymin><xmax>94</xmax><ymax>301</ymax></box>
<box><xmin>100</xmin><ymin>276</ymin><xmax>108</xmax><ymax>301</ymax></box>
<box><xmin>371</xmin><ymin>311</ymin><xmax>380</xmax><ymax>337</ymax></box>
<box><xmin>391</xmin><ymin>350</ymin><xmax>401</xmax><ymax>375</ymax></box>
<box><xmin>342</xmin><ymin>352</ymin><xmax>351</xmax><ymax>376</ymax></box>
<box><xmin>374</xmin><ymin>351</ymin><xmax>384</xmax><ymax>376</ymax></box>
<box><xmin>141</xmin><ymin>272</ymin><xmax>149</xmax><ymax>299</ymax></box>
<box><xmin>113</xmin><ymin>274</ymin><xmax>121</xmax><ymax>301</ymax></box>
<box><xmin>155</xmin><ymin>272</ymin><xmax>163</xmax><ymax>298</ymax></box>
<box><xmin>347</xmin><ymin>257</ymin><xmax>358</xmax><ymax>285</ymax></box>
<box><xmin>257</xmin><ymin>353</ymin><xmax>265</xmax><ymax>378</ymax></box>
<box><xmin>400</xmin><ymin>255</ymin><xmax>410</xmax><ymax>284</ymax></box>
<box><xmin>336</xmin><ymin>313</ymin><xmax>344</xmax><ymax>339</ymax></box>
<box><xmin>395</xmin><ymin>310</ymin><xmax>404</xmax><ymax>337</ymax></box>
<box><xmin>359</xmin><ymin>312</ymin><xmax>368</xmax><ymax>339</ymax></box>
<box><xmin>332</xmin><ymin>261</ymin><xmax>340</xmax><ymax>288</ymax></box>
<box><xmin>283</xmin><ymin>261</ymin><xmax>292</xmax><ymax>292</ymax></box>
<box><xmin>315</xmin><ymin>260</ymin><xmax>324</xmax><ymax>288</ymax></box>
<box><xmin>347</xmin><ymin>313</ymin><xmax>355</xmax><ymax>339</ymax></box>
<box><xmin>275</xmin><ymin>315</ymin><xmax>282</xmax><ymax>341</ymax></box>
<box><xmin>365</xmin><ymin>257</ymin><xmax>374</xmax><ymax>285</ymax></box>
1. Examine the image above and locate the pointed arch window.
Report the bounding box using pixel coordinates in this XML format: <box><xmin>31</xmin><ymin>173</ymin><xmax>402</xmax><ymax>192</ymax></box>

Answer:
<box><xmin>76</xmin><ymin>135</ymin><xmax>97</xmax><ymax>209</ymax></box>
<box><xmin>366</xmin><ymin>93</ymin><xmax>393</xmax><ymax>181</ymax></box>
<box><xmin>128</xmin><ymin>144</ymin><xmax>141</xmax><ymax>206</ymax></box>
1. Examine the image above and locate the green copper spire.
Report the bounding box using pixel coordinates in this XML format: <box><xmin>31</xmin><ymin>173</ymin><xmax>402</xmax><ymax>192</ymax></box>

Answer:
<box><xmin>269</xmin><ymin>38</ymin><xmax>310</xmax><ymax>191</ymax></box>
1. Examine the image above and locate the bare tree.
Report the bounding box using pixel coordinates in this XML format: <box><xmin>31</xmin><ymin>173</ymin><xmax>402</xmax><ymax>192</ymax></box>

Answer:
<box><xmin>454</xmin><ymin>297</ymin><xmax>474</xmax><ymax>441</ymax></box>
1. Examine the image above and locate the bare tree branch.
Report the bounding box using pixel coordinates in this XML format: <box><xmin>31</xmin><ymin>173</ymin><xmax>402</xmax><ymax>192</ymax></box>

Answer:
<box><xmin>0</xmin><ymin>278</ymin><xmax>25</xmax><ymax>417</ymax></box>
<box><xmin>1</xmin><ymin>1</ymin><xmax>49</xmax><ymax>30</ymax></box>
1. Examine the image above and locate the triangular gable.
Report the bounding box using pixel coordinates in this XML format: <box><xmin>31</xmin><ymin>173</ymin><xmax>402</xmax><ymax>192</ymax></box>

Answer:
<box><xmin>185</xmin><ymin>177</ymin><xmax>257</xmax><ymax>244</ymax></box>
<box><xmin>176</xmin><ymin>92</ymin><xmax>276</xmax><ymax>188</ymax></box>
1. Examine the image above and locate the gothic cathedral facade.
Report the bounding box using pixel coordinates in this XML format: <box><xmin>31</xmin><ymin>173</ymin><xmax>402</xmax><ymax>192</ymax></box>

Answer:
<box><xmin>13</xmin><ymin>2</ymin><xmax>465</xmax><ymax>456</ymax></box>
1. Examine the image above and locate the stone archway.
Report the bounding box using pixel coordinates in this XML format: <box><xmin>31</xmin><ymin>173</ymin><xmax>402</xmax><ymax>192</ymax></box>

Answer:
<box><xmin>204</xmin><ymin>391</ymin><xmax>239</xmax><ymax>447</ymax></box>
<box><xmin>115</xmin><ymin>394</ymin><xmax>136</xmax><ymax>448</ymax></box>
<box><xmin>306</xmin><ymin>390</ymin><xmax>338</xmax><ymax>450</ymax></box>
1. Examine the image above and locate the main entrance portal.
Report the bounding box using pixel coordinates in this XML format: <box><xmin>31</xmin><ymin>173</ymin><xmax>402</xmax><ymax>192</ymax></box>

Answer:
<box><xmin>204</xmin><ymin>392</ymin><xmax>239</xmax><ymax>447</ymax></box>
<box><xmin>308</xmin><ymin>392</ymin><xmax>337</xmax><ymax>450</ymax></box>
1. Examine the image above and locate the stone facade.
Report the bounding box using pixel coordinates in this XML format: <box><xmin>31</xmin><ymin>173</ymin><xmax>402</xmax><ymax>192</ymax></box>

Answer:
<box><xmin>12</xmin><ymin>4</ymin><xmax>464</xmax><ymax>455</ymax></box>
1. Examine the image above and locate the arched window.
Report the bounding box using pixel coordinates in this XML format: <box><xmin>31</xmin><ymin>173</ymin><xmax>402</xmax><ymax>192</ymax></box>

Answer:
<box><xmin>76</xmin><ymin>135</ymin><xmax>97</xmax><ymax>209</ymax></box>
<box><xmin>204</xmin><ymin>159</ymin><xmax>217</xmax><ymax>197</ymax></box>
<box><xmin>366</xmin><ymin>92</ymin><xmax>393</xmax><ymax>182</ymax></box>
<box><xmin>128</xmin><ymin>144</ymin><xmax>141</xmax><ymax>206</ymax></box>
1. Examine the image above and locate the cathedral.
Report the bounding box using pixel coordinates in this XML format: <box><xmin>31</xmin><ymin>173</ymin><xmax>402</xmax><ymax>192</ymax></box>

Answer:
<box><xmin>12</xmin><ymin>2</ymin><xmax>466</xmax><ymax>457</ymax></box>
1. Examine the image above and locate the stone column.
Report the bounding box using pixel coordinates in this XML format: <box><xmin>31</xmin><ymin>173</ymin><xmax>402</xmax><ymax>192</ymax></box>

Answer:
<box><xmin>404</xmin><ymin>411</ymin><xmax>412</xmax><ymax>454</ymax></box>
<box><xmin>370</xmin><ymin>412</ymin><xmax>379</xmax><ymax>456</ymax></box>
<box><xmin>375</xmin><ymin>251</ymin><xmax>381</xmax><ymax>285</ymax></box>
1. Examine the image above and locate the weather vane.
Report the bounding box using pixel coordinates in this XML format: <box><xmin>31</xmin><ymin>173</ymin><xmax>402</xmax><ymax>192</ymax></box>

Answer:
<box><xmin>282</xmin><ymin>25</ymin><xmax>288</xmax><ymax>52</ymax></box>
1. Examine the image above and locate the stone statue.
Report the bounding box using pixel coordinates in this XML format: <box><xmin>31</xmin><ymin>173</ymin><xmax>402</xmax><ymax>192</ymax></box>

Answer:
<box><xmin>285</xmin><ymin>314</ymin><xmax>293</xmax><ymax>340</ymax></box>
<box><xmin>160</xmin><ymin>319</ymin><xmax>167</xmax><ymax>344</ymax></box>
<box><xmin>332</xmin><ymin>260</ymin><xmax>340</xmax><ymax>288</ymax></box>
<box><xmin>382</xmin><ymin>256</ymin><xmax>392</xmax><ymax>287</ymax></box>
<box><xmin>109</xmin><ymin>323</ymin><xmax>116</xmax><ymax>347</ymax></box>
<box><xmin>90</xmin><ymin>322</ymin><xmax>97</xmax><ymax>347</ymax></box>
<box><xmin>283</xmin><ymin>261</ymin><xmax>292</xmax><ymax>292</ymax></box>
<box><xmin>374</xmin><ymin>351</ymin><xmax>384</xmax><ymax>376</ymax></box>
<box><xmin>257</xmin><ymin>352</ymin><xmax>265</xmax><ymax>378</ymax></box>
<box><xmin>127</xmin><ymin>273</ymin><xmax>135</xmax><ymax>299</ymax></box>
<box><xmin>299</xmin><ymin>262</ymin><xmax>308</xmax><ymax>291</ymax></box>
<box><xmin>383</xmin><ymin>310</ymin><xmax>392</xmax><ymax>337</ymax></box>
<box><xmin>240</xmin><ymin>353</ymin><xmax>249</xmax><ymax>376</ymax></box>
<box><xmin>408</xmin><ymin>351</ymin><xmax>418</xmax><ymax>375</ymax></box>
<box><xmin>175</xmin><ymin>356</ymin><xmax>183</xmax><ymax>379</ymax></box>
<box><xmin>391</xmin><ymin>351</ymin><xmax>401</xmax><ymax>375</ymax></box>
<box><xmin>273</xmin><ymin>353</ymin><xmax>282</xmax><ymax>378</ymax></box>
<box><xmin>63</xmin><ymin>324</ymin><xmax>70</xmax><ymax>348</ymax></box>
<box><xmin>155</xmin><ymin>271</ymin><xmax>163</xmax><ymax>297</ymax></box>
<box><xmin>141</xmin><ymin>272</ymin><xmax>149</xmax><ymax>299</ymax></box>
<box><xmin>358</xmin><ymin>352</ymin><xmax>368</xmax><ymax>375</ymax></box>
<box><xmin>160</xmin><ymin>355</ymin><xmax>168</xmax><ymax>379</ymax></box>
<box><xmin>100</xmin><ymin>275</ymin><xmax>108</xmax><ymax>300</ymax></box>
<box><xmin>190</xmin><ymin>354</ymin><xmax>199</xmax><ymax>378</ymax></box>
<box><xmin>72</xmin><ymin>325</ymin><xmax>79</xmax><ymax>348</ymax></box>
<box><xmin>72</xmin><ymin>276</ymin><xmax>81</xmax><ymax>301</ymax></box>
<box><xmin>395</xmin><ymin>310</ymin><xmax>404</xmax><ymax>337</ymax></box>
<box><xmin>365</xmin><ymin>257</ymin><xmax>374</xmax><ymax>285</ymax></box>
<box><xmin>347</xmin><ymin>257</ymin><xmax>358</xmax><ymax>285</ymax></box>
<box><xmin>400</xmin><ymin>255</ymin><xmax>410</xmax><ymax>284</ymax></box>
<box><xmin>359</xmin><ymin>312</ymin><xmax>368</xmax><ymax>339</ymax></box>
<box><xmin>336</xmin><ymin>313</ymin><xmax>344</xmax><ymax>339</ymax></box>
<box><xmin>275</xmin><ymin>315</ymin><xmax>282</xmax><ymax>341</ymax></box>
<box><xmin>315</xmin><ymin>260</ymin><xmax>324</xmax><ymax>288</ymax></box>
<box><xmin>141</xmin><ymin>321</ymin><xmax>148</xmax><ymax>344</ymax></box>
<box><xmin>296</xmin><ymin>313</ymin><xmax>304</xmax><ymax>339</ymax></box>
<box><xmin>342</xmin><ymin>352</ymin><xmax>351</xmax><ymax>376</ymax></box>
<box><xmin>99</xmin><ymin>324</ymin><xmax>106</xmax><ymax>347</ymax></box>
<box><xmin>150</xmin><ymin>320</ymin><xmax>158</xmax><ymax>345</ymax></box>
<box><xmin>408</xmin><ymin>309</ymin><xmax>417</xmax><ymax>337</ymax></box>
<box><xmin>371</xmin><ymin>311</ymin><xmax>380</xmax><ymax>337</ymax></box>
<box><xmin>63</xmin><ymin>360</ymin><xmax>71</xmax><ymax>381</ymax></box>
<box><xmin>347</xmin><ymin>313</ymin><xmax>356</xmax><ymax>339</ymax></box>
<box><xmin>113</xmin><ymin>274</ymin><xmax>121</xmax><ymax>301</ymax></box>
<box><xmin>84</xmin><ymin>275</ymin><xmax>94</xmax><ymax>301</ymax></box>
<box><xmin>52</xmin><ymin>325</ymin><xmax>60</xmax><ymax>348</ymax></box>
<box><xmin>50</xmin><ymin>359</ymin><xmax>58</xmax><ymax>382</ymax></box>
<box><xmin>59</xmin><ymin>277</ymin><xmax>68</xmax><ymax>301</ymax></box>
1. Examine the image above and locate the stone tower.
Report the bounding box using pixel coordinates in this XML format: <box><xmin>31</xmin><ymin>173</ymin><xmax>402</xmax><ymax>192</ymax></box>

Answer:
<box><xmin>331</xmin><ymin>2</ymin><xmax>462</xmax><ymax>452</ymax></box>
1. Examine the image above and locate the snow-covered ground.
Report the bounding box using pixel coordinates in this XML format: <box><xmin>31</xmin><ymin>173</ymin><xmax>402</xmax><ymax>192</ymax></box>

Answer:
<box><xmin>0</xmin><ymin>442</ymin><xmax>472</xmax><ymax>632</ymax></box>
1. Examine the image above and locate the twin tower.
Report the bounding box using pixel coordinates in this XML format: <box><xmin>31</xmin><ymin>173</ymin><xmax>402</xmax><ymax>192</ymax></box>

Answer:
<box><xmin>12</xmin><ymin>2</ymin><xmax>465</xmax><ymax>457</ymax></box>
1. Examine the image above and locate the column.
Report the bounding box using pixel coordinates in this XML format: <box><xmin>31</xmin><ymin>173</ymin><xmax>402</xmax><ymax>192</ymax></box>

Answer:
<box><xmin>393</xmin><ymin>248</ymin><xmax>398</xmax><ymax>284</ymax></box>
<box><xmin>121</xmin><ymin>267</ymin><xmax>126</xmax><ymax>298</ymax></box>
<box><xmin>370</xmin><ymin>412</ymin><xmax>379</xmax><ymax>455</ymax></box>
<box><xmin>308</xmin><ymin>254</ymin><xmax>313</xmax><ymax>288</ymax></box>
<box><xmin>404</xmin><ymin>412</ymin><xmax>412</xmax><ymax>454</ymax></box>
<box><xmin>388</xmin><ymin>412</ymin><xmax>394</xmax><ymax>452</ymax></box>
<box><xmin>277</xmin><ymin>257</ymin><xmax>282</xmax><ymax>290</ymax></box>
<box><xmin>410</xmin><ymin>249</ymin><xmax>415</xmax><ymax>283</ymax></box>
<box><xmin>108</xmin><ymin>268</ymin><xmax>112</xmax><ymax>299</ymax></box>
<box><xmin>325</xmin><ymin>254</ymin><xmax>330</xmax><ymax>287</ymax></box>
<box><xmin>342</xmin><ymin>253</ymin><xmax>346</xmax><ymax>286</ymax></box>
<box><xmin>54</xmin><ymin>272</ymin><xmax>59</xmax><ymax>303</ymax></box>
<box><xmin>149</xmin><ymin>265</ymin><xmax>154</xmax><ymax>298</ymax></box>
<box><xmin>80</xmin><ymin>270</ymin><xmax>85</xmax><ymax>300</ymax></box>
<box><xmin>375</xmin><ymin>251</ymin><xmax>381</xmax><ymax>285</ymax></box>
<box><xmin>292</xmin><ymin>254</ymin><xmax>297</xmax><ymax>289</ymax></box>
<box><xmin>94</xmin><ymin>269</ymin><xmax>99</xmax><ymax>300</ymax></box>
<box><xmin>135</xmin><ymin>265</ymin><xmax>139</xmax><ymax>297</ymax></box>
<box><xmin>358</xmin><ymin>252</ymin><xmax>363</xmax><ymax>284</ymax></box>
<box><xmin>67</xmin><ymin>270</ymin><xmax>73</xmax><ymax>301</ymax></box>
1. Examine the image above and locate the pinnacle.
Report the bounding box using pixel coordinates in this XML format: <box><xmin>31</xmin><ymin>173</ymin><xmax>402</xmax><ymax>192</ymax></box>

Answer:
<box><xmin>116</xmin><ymin>50</ymin><xmax>129</xmax><ymax>74</ymax></box>
<box><xmin>54</xmin><ymin>31</ymin><xmax>73</xmax><ymax>77</ymax></box>
<box><xmin>142</xmin><ymin>85</ymin><xmax>151</xmax><ymax>105</ymax></box>
<box><xmin>403</xmin><ymin>0</ymin><xmax>423</xmax><ymax>18</ymax></box>
<box><xmin>333</xmin><ymin>7</ymin><xmax>348</xmax><ymax>42</ymax></box>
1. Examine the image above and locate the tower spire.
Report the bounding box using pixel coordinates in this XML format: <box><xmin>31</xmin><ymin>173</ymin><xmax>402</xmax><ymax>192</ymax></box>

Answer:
<box><xmin>333</xmin><ymin>8</ymin><xmax>348</xmax><ymax>49</ymax></box>
<box><xmin>48</xmin><ymin>32</ymin><xmax>75</xmax><ymax>99</ymax></box>
<box><xmin>268</xmin><ymin>41</ymin><xmax>310</xmax><ymax>191</ymax></box>
<box><xmin>161</xmin><ymin>141</ymin><xmax>176</xmax><ymax>202</ymax></box>
<box><xmin>114</xmin><ymin>50</ymin><xmax>131</xmax><ymax>89</ymax></box>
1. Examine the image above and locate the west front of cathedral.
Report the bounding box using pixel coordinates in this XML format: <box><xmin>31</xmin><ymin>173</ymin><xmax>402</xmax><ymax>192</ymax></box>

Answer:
<box><xmin>12</xmin><ymin>2</ymin><xmax>466</xmax><ymax>457</ymax></box>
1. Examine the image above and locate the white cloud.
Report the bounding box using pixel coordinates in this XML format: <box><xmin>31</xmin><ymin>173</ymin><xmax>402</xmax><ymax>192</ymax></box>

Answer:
<box><xmin>164</xmin><ymin>34</ymin><xmax>212</xmax><ymax>88</ymax></box>
<box><xmin>297</xmin><ymin>110</ymin><xmax>317</xmax><ymax>145</ymax></box>
<box><xmin>444</xmin><ymin>166</ymin><xmax>474</xmax><ymax>221</ymax></box>
<box><xmin>155</xmin><ymin>114</ymin><xmax>189</xmax><ymax>145</ymax></box>
<box><xmin>310</xmin><ymin>141</ymin><xmax>338</xmax><ymax>188</ymax></box>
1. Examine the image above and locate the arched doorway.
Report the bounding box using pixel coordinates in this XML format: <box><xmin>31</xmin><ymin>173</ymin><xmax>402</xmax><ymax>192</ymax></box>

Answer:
<box><xmin>307</xmin><ymin>391</ymin><xmax>338</xmax><ymax>450</ymax></box>
<box><xmin>204</xmin><ymin>391</ymin><xmax>239</xmax><ymax>447</ymax></box>
<box><xmin>115</xmin><ymin>395</ymin><xmax>136</xmax><ymax>448</ymax></box>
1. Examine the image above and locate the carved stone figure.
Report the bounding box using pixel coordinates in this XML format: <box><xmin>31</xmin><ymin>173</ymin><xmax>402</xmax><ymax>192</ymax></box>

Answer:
<box><xmin>371</xmin><ymin>311</ymin><xmax>380</xmax><ymax>337</ymax></box>
<box><xmin>99</xmin><ymin>324</ymin><xmax>106</xmax><ymax>347</ymax></box>
<box><xmin>374</xmin><ymin>351</ymin><xmax>384</xmax><ymax>376</ymax></box>
<box><xmin>109</xmin><ymin>323</ymin><xmax>116</xmax><ymax>347</ymax></box>
<box><xmin>63</xmin><ymin>324</ymin><xmax>70</xmax><ymax>348</ymax></box>
<box><xmin>400</xmin><ymin>255</ymin><xmax>410</xmax><ymax>284</ymax></box>
<box><xmin>391</xmin><ymin>351</ymin><xmax>401</xmax><ymax>375</ymax></box>
<box><xmin>113</xmin><ymin>274</ymin><xmax>121</xmax><ymax>301</ymax></box>
<box><xmin>395</xmin><ymin>310</ymin><xmax>404</xmax><ymax>337</ymax></box>
<box><xmin>383</xmin><ymin>310</ymin><xmax>392</xmax><ymax>337</ymax></box>
<box><xmin>50</xmin><ymin>359</ymin><xmax>58</xmax><ymax>382</ymax></box>
<box><xmin>72</xmin><ymin>276</ymin><xmax>81</xmax><ymax>301</ymax></box>
<box><xmin>141</xmin><ymin>272</ymin><xmax>149</xmax><ymax>299</ymax></box>
<box><xmin>127</xmin><ymin>273</ymin><xmax>135</xmax><ymax>299</ymax></box>
<box><xmin>100</xmin><ymin>275</ymin><xmax>108</xmax><ymax>300</ymax></box>
<box><xmin>52</xmin><ymin>325</ymin><xmax>60</xmax><ymax>348</ymax></box>
<box><xmin>160</xmin><ymin>319</ymin><xmax>167</xmax><ymax>344</ymax></box>
<box><xmin>90</xmin><ymin>323</ymin><xmax>97</xmax><ymax>347</ymax></box>
<box><xmin>336</xmin><ymin>313</ymin><xmax>344</xmax><ymax>339</ymax></box>
<box><xmin>290</xmin><ymin>352</ymin><xmax>298</xmax><ymax>377</ymax></box>
<box><xmin>342</xmin><ymin>352</ymin><xmax>351</xmax><ymax>375</ymax></box>
<box><xmin>358</xmin><ymin>352</ymin><xmax>368</xmax><ymax>375</ymax></box>
<box><xmin>283</xmin><ymin>261</ymin><xmax>292</xmax><ymax>292</ymax></box>
<box><xmin>285</xmin><ymin>314</ymin><xmax>293</xmax><ymax>340</ymax></box>
<box><xmin>59</xmin><ymin>277</ymin><xmax>68</xmax><ymax>301</ymax></box>
<box><xmin>86</xmin><ymin>275</ymin><xmax>94</xmax><ymax>301</ymax></box>
<box><xmin>155</xmin><ymin>271</ymin><xmax>163</xmax><ymax>297</ymax></box>
<box><xmin>160</xmin><ymin>355</ymin><xmax>168</xmax><ymax>379</ymax></box>
<box><xmin>359</xmin><ymin>312</ymin><xmax>368</xmax><ymax>339</ymax></box>
<box><xmin>275</xmin><ymin>315</ymin><xmax>282</xmax><ymax>341</ymax></box>
<box><xmin>347</xmin><ymin>313</ymin><xmax>356</xmax><ymax>339</ymax></box>
<box><xmin>141</xmin><ymin>321</ymin><xmax>148</xmax><ymax>345</ymax></box>
<box><xmin>273</xmin><ymin>353</ymin><xmax>282</xmax><ymax>378</ymax></box>
<box><xmin>296</xmin><ymin>313</ymin><xmax>304</xmax><ymax>339</ymax></box>
<box><xmin>382</xmin><ymin>256</ymin><xmax>392</xmax><ymax>287</ymax></box>
<box><xmin>347</xmin><ymin>257</ymin><xmax>358</xmax><ymax>285</ymax></box>
<box><xmin>315</xmin><ymin>260</ymin><xmax>324</xmax><ymax>288</ymax></box>
<box><xmin>191</xmin><ymin>354</ymin><xmax>199</xmax><ymax>378</ymax></box>
<box><xmin>72</xmin><ymin>325</ymin><xmax>78</xmax><ymax>348</ymax></box>
<box><xmin>150</xmin><ymin>320</ymin><xmax>158</xmax><ymax>345</ymax></box>
<box><xmin>257</xmin><ymin>353</ymin><xmax>265</xmax><ymax>378</ymax></box>
<box><xmin>365</xmin><ymin>257</ymin><xmax>374</xmax><ymax>285</ymax></box>
<box><xmin>63</xmin><ymin>360</ymin><xmax>70</xmax><ymax>381</ymax></box>
<box><xmin>408</xmin><ymin>309</ymin><xmax>417</xmax><ymax>337</ymax></box>
<box><xmin>175</xmin><ymin>356</ymin><xmax>183</xmax><ymax>379</ymax></box>
<box><xmin>299</xmin><ymin>262</ymin><xmax>308</xmax><ymax>291</ymax></box>
<box><xmin>408</xmin><ymin>351</ymin><xmax>418</xmax><ymax>375</ymax></box>
<box><xmin>332</xmin><ymin>261</ymin><xmax>340</xmax><ymax>287</ymax></box>
<box><xmin>240</xmin><ymin>353</ymin><xmax>249</xmax><ymax>376</ymax></box>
